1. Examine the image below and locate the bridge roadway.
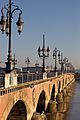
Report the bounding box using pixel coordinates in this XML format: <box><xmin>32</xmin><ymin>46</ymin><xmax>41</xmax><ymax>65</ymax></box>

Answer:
<box><xmin>0</xmin><ymin>73</ymin><xmax>75</xmax><ymax>120</ymax></box>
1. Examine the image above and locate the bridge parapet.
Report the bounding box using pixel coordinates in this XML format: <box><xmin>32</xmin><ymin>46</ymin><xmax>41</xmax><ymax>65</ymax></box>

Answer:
<box><xmin>0</xmin><ymin>73</ymin><xmax>75</xmax><ymax>97</ymax></box>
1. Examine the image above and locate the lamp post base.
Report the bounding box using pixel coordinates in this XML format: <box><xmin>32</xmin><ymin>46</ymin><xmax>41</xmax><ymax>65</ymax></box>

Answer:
<box><xmin>43</xmin><ymin>72</ymin><xmax>47</xmax><ymax>79</ymax></box>
<box><xmin>55</xmin><ymin>72</ymin><xmax>57</xmax><ymax>77</ymax></box>
<box><xmin>5</xmin><ymin>61</ymin><xmax>13</xmax><ymax>72</ymax></box>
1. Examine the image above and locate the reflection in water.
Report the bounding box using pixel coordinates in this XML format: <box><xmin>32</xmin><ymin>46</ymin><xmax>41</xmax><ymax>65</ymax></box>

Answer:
<box><xmin>65</xmin><ymin>80</ymin><xmax>80</xmax><ymax>120</ymax></box>
<box><xmin>46</xmin><ymin>101</ymin><xmax>70</xmax><ymax>120</ymax></box>
<box><xmin>46</xmin><ymin>82</ymin><xmax>75</xmax><ymax>120</ymax></box>
<box><xmin>46</xmin><ymin>113</ymin><xmax>64</xmax><ymax>120</ymax></box>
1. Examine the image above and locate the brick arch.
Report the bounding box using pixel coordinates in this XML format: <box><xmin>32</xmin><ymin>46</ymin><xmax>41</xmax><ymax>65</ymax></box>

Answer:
<box><xmin>58</xmin><ymin>81</ymin><xmax>61</xmax><ymax>92</ymax></box>
<box><xmin>1</xmin><ymin>92</ymin><xmax>30</xmax><ymax>120</ymax></box>
<box><xmin>36</xmin><ymin>90</ymin><xmax>46</xmax><ymax>114</ymax></box>
<box><xmin>7</xmin><ymin>100</ymin><xmax>27</xmax><ymax>120</ymax></box>
<box><xmin>50</xmin><ymin>84</ymin><xmax>55</xmax><ymax>101</ymax></box>
<box><xmin>33</xmin><ymin>82</ymin><xmax>51</xmax><ymax>112</ymax></box>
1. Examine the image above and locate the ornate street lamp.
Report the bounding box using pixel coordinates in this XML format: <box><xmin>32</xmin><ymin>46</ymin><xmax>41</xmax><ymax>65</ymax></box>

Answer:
<box><xmin>58</xmin><ymin>51</ymin><xmax>64</xmax><ymax>73</ymax></box>
<box><xmin>0</xmin><ymin>0</ymin><xmax>23</xmax><ymax>72</ymax></box>
<box><xmin>63</xmin><ymin>57</ymin><xmax>68</xmax><ymax>72</ymax></box>
<box><xmin>67</xmin><ymin>62</ymin><xmax>75</xmax><ymax>73</ymax></box>
<box><xmin>53</xmin><ymin>47</ymin><xmax>60</xmax><ymax>76</ymax></box>
<box><xmin>25</xmin><ymin>57</ymin><xmax>30</xmax><ymax>72</ymax></box>
<box><xmin>37</xmin><ymin>34</ymin><xmax>50</xmax><ymax>78</ymax></box>
<box><xmin>35</xmin><ymin>60</ymin><xmax>39</xmax><ymax>73</ymax></box>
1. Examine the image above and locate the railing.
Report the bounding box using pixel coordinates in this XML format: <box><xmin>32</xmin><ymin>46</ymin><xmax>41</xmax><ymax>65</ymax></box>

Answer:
<box><xmin>0</xmin><ymin>71</ymin><xmax>74</xmax><ymax>88</ymax></box>
<box><xmin>0</xmin><ymin>72</ymin><xmax>43</xmax><ymax>87</ymax></box>
<box><xmin>17</xmin><ymin>71</ymin><xmax>62</xmax><ymax>83</ymax></box>
<box><xmin>0</xmin><ymin>74</ymin><xmax>5</xmax><ymax>88</ymax></box>
<box><xmin>0</xmin><ymin>75</ymin><xmax>58</xmax><ymax>96</ymax></box>
<box><xmin>0</xmin><ymin>73</ymin><xmax>74</xmax><ymax>96</ymax></box>
<box><xmin>17</xmin><ymin>72</ymin><xmax>43</xmax><ymax>84</ymax></box>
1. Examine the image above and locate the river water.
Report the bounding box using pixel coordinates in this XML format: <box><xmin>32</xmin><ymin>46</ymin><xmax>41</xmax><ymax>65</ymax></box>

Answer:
<box><xmin>46</xmin><ymin>80</ymin><xmax>80</xmax><ymax>120</ymax></box>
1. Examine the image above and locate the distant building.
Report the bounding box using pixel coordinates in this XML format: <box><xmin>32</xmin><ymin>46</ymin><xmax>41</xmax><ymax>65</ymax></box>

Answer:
<box><xmin>0</xmin><ymin>67</ymin><xmax>5</xmax><ymax>74</ymax></box>
<box><xmin>21</xmin><ymin>66</ymin><xmax>42</xmax><ymax>73</ymax></box>
<box><xmin>0</xmin><ymin>67</ymin><xmax>5</xmax><ymax>88</ymax></box>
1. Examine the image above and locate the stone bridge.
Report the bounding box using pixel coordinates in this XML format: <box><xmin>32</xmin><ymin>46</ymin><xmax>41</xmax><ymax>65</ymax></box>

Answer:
<box><xmin>0</xmin><ymin>73</ymin><xmax>75</xmax><ymax>120</ymax></box>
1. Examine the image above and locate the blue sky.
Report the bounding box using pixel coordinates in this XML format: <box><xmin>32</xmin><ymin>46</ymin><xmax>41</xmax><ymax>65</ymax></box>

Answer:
<box><xmin>0</xmin><ymin>0</ymin><xmax>80</xmax><ymax>69</ymax></box>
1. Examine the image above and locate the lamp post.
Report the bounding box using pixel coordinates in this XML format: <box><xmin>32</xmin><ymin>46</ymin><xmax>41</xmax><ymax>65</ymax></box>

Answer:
<box><xmin>68</xmin><ymin>62</ymin><xmax>75</xmax><ymax>73</ymax></box>
<box><xmin>25</xmin><ymin>57</ymin><xmax>30</xmax><ymax>72</ymax></box>
<box><xmin>35</xmin><ymin>60</ymin><xmax>39</xmax><ymax>80</ymax></box>
<box><xmin>37</xmin><ymin>34</ymin><xmax>50</xmax><ymax>79</ymax></box>
<box><xmin>12</xmin><ymin>53</ymin><xmax>17</xmax><ymax>69</ymax></box>
<box><xmin>0</xmin><ymin>0</ymin><xmax>23</xmax><ymax>72</ymax></box>
<box><xmin>35</xmin><ymin>60</ymin><xmax>39</xmax><ymax>73</ymax></box>
<box><xmin>58</xmin><ymin>51</ymin><xmax>64</xmax><ymax>74</ymax></box>
<box><xmin>63</xmin><ymin>57</ymin><xmax>68</xmax><ymax>73</ymax></box>
<box><xmin>53</xmin><ymin>47</ymin><xmax>59</xmax><ymax>76</ymax></box>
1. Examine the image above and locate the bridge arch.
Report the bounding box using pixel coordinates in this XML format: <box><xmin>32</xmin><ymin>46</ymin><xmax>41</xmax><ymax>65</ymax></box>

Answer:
<box><xmin>7</xmin><ymin>100</ymin><xmax>27</xmax><ymax>120</ymax></box>
<box><xmin>1</xmin><ymin>91</ymin><xmax>31</xmax><ymax>120</ymax></box>
<box><xmin>36</xmin><ymin>90</ymin><xmax>46</xmax><ymax>114</ymax></box>
<box><xmin>63</xmin><ymin>78</ymin><xmax>65</xmax><ymax>88</ymax></box>
<box><xmin>50</xmin><ymin>84</ymin><xmax>55</xmax><ymax>101</ymax></box>
<box><xmin>58</xmin><ymin>81</ymin><xmax>61</xmax><ymax>92</ymax></box>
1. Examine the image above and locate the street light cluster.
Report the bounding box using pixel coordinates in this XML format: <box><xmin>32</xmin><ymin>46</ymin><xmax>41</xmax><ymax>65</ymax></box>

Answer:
<box><xmin>56</xmin><ymin>50</ymin><xmax>69</xmax><ymax>73</ymax></box>
<box><xmin>0</xmin><ymin>1</ymin><xmax>23</xmax><ymax>35</ymax></box>
<box><xmin>53</xmin><ymin>47</ymin><xmax>59</xmax><ymax>73</ymax></box>
<box><xmin>0</xmin><ymin>0</ymin><xmax>23</xmax><ymax>72</ymax></box>
<box><xmin>37</xmin><ymin>35</ymin><xmax>74</xmax><ymax>76</ymax></box>
<box><xmin>38</xmin><ymin>34</ymin><xmax>50</xmax><ymax>74</ymax></box>
<box><xmin>53</xmin><ymin>48</ymin><xmax>74</xmax><ymax>74</ymax></box>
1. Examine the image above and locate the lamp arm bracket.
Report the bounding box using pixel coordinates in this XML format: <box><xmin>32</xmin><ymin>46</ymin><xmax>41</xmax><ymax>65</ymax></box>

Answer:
<box><xmin>12</xmin><ymin>3</ymin><xmax>19</xmax><ymax>8</ymax></box>
<box><xmin>1</xmin><ymin>4</ymin><xmax>22</xmax><ymax>18</ymax></box>
<box><xmin>1</xmin><ymin>6</ymin><xmax>8</xmax><ymax>16</ymax></box>
<box><xmin>11</xmin><ymin>8</ymin><xmax>22</xmax><ymax>18</ymax></box>
<box><xmin>45</xmin><ymin>55</ymin><xmax>49</xmax><ymax>57</ymax></box>
<box><xmin>1</xmin><ymin>2</ymin><xmax>13</xmax><ymax>15</ymax></box>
